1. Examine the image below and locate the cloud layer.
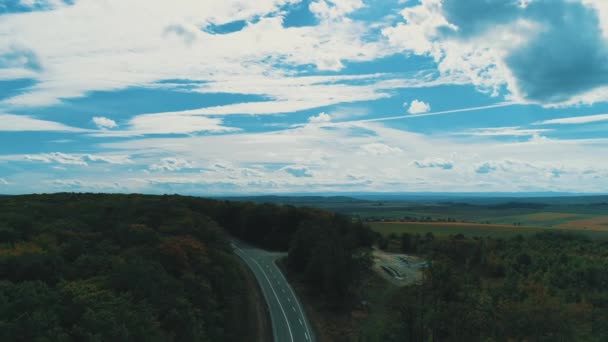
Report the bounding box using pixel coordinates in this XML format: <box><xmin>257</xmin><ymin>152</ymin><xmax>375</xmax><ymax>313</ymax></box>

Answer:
<box><xmin>383</xmin><ymin>0</ymin><xmax>608</xmax><ymax>105</ymax></box>
<box><xmin>1</xmin><ymin>0</ymin><xmax>607</xmax><ymax>194</ymax></box>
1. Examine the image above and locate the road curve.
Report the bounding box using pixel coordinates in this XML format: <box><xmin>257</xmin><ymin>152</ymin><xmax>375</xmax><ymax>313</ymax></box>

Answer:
<box><xmin>232</xmin><ymin>241</ymin><xmax>315</xmax><ymax>342</ymax></box>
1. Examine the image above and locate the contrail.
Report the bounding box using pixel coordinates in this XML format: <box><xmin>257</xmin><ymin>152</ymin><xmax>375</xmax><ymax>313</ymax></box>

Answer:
<box><xmin>342</xmin><ymin>102</ymin><xmax>516</xmax><ymax>124</ymax></box>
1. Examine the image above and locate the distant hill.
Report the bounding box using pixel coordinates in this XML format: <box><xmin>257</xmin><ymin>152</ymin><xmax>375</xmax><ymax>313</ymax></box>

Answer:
<box><xmin>218</xmin><ymin>193</ymin><xmax>608</xmax><ymax>206</ymax></box>
<box><xmin>218</xmin><ymin>195</ymin><xmax>370</xmax><ymax>205</ymax></box>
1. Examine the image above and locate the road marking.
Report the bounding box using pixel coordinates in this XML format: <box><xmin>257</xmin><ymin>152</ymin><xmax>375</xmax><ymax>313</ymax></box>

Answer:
<box><xmin>292</xmin><ymin>306</ymin><xmax>296</xmax><ymax>312</ymax></box>
<box><xmin>298</xmin><ymin>318</ymin><xmax>303</xmax><ymax>325</ymax></box>
<box><xmin>233</xmin><ymin>247</ymin><xmax>280</xmax><ymax>342</ymax></box>
<box><xmin>249</xmin><ymin>257</ymin><xmax>294</xmax><ymax>342</ymax></box>
<box><xmin>273</xmin><ymin>262</ymin><xmax>314</xmax><ymax>342</ymax></box>
<box><xmin>287</xmin><ymin>297</ymin><xmax>291</xmax><ymax>302</ymax></box>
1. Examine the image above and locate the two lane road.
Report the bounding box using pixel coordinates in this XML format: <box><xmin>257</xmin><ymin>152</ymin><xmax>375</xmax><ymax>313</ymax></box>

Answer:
<box><xmin>233</xmin><ymin>242</ymin><xmax>315</xmax><ymax>342</ymax></box>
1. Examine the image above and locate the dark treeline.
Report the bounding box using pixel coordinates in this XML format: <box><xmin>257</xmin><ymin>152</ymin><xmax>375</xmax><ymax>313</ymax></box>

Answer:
<box><xmin>287</xmin><ymin>214</ymin><xmax>374</xmax><ymax>307</ymax></box>
<box><xmin>371</xmin><ymin>231</ymin><xmax>608</xmax><ymax>341</ymax></box>
<box><xmin>0</xmin><ymin>193</ymin><xmax>374</xmax><ymax>340</ymax></box>
<box><xmin>192</xmin><ymin>196</ymin><xmax>375</xmax><ymax>307</ymax></box>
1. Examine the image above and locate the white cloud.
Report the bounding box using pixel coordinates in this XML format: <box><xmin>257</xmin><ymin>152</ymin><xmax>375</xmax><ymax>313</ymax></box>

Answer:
<box><xmin>0</xmin><ymin>114</ymin><xmax>87</xmax><ymax>132</ymax></box>
<box><xmin>308</xmin><ymin>112</ymin><xmax>332</xmax><ymax>124</ymax></box>
<box><xmin>0</xmin><ymin>0</ymin><xmax>394</xmax><ymax>108</ymax></box>
<box><xmin>406</xmin><ymin>99</ymin><xmax>431</xmax><ymax>114</ymax></box>
<box><xmin>309</xmin><ymin>0</ymin><xmax>365</xmax><ymax>20</ymax></box>
<box><xmin>460</xmin><ymin>126</ymin><xmax>552</xmax><ymax>137</ymax></box>
<box><xmin>150</xmin><ymin>158</ymin><xmax>194</xmax><ymax>172</ymax></box>
<box><xmin>348</xmin><ymin>103</ymin><xmax>514</xmax><ymax>124</ymax></box>
<box><xmin>413</xmin><ymin>158</ymin><xmax>453</xmax><ymax>170</ymax></box>
<box><xmin>92</xmin><ymin>117</ymin><xmax>118</xmax><ymax>129</ymax></box>
<box><xmin>534</xmin><ymin>113</ymin><xmax>608</xmax><ymax>125</ymax></box>
<box><xmin>281</xmin><ymin>165</ymin><xmax>313</xmax><ymax>178</ymax></box>
<box><xmin>0</xmin><ymin>178</ymin><xmax>9</xmax><ymax>185</ymax></box>
<box><xmin>360</xmin><ymin>143</ymin><xmax>402</xmax><ymax>155</ymax></box>
<box><xmin>23</xmin><ymin>152</ymin><xmax>131</xmax><ymax>166</ymax></box>
<box><xmin>92</xmin><ymin>113</ymin><xmax>239</xmax><ymax>136</ymax></box>
<box><xmin>19</xmin><ymin>0</ymin><xmax>62</xmax><ymax>8</ymax></box>
<box><xmin>2</xmin><ymin>118</ymin><xmax>606</xmax><ymax>194</ymax></box>
<box><xmin>383</xmin><ymin>0</ymin><xmax>608</xmax><ymax>105</ymax></box>
<box><xmin>47</xmin><ymin>179</ymin><xmax>129</xmax><ymax>192</ymax></box>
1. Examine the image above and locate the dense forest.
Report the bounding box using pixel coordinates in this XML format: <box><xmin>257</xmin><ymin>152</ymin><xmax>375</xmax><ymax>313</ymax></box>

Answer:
<box><xmin>2</xmin><ymin>193</ymin><xmax>605</xmax><ymax>341</ymax></box>
<box><xmin>369</xmin><ymin>231</ymin><xmax>608</xmax><ymax>341</ymax></box>
<box><xmin>0</xmin><ymin>193</ymin><xmax>372</xmax><ymax>341</ymax></box>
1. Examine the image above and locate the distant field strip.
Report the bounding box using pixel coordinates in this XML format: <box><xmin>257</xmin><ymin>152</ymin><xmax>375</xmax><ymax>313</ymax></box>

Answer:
<box><xmin>371</xmin><ymin>221</ymin><xmax>608</xmax><ymax>239</ymax></box>
<box><xmin>559</xmin><ymin>216</ymin><xmax>608</xmax><ymax>230</ymax></box>
<box><xmin>523</xmin><ymin>212</ymin><xmax>580</xmax><ymax>221</ymax></box>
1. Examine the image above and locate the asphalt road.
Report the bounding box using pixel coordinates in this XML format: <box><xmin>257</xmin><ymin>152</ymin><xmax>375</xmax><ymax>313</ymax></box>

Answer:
<box><xmin>233</xmin><ymin>241</ymin><xmax>315</xmax><ymax>342</ymax></box>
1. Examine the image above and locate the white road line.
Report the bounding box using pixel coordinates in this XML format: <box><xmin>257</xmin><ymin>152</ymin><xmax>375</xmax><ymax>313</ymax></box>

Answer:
<box><xmin>233</xmin><ymin>248</ymin><xmax>280</xmax><ymax>342</ymax></box>
<box><xmin>298</xmin><ymin>318</ymin><xmax>303</xmax><ymax>325</ymax></box>
<box><xmin>249</xmin><ymin>257</ymin><xmax>295</xmax><ymax>342</ymax></box>
<box><xmin>292</xmin><ymin>306</ymin><xmax>296</xmax><ymax>312</ymax></box>
<box><xmin>234</xmin><ymin>247</ymin><xmax>294</xmax><ymax>342</ymax></box>
<box><xmin>287</xmin><ymin>297</ymin><xmax>291</xmax><ymax>302</ymax></box>
<box><xmin>273</xmin><ymin>262</ymin><xmax>314</xmax><ymax>342</ymax></box>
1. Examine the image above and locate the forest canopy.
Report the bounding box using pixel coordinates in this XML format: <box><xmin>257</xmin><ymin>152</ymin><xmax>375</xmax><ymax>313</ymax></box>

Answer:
<box><xmin>0</xmin><ymin>193</ymin><xmax>371</xmax><ymax>341</ymax></box>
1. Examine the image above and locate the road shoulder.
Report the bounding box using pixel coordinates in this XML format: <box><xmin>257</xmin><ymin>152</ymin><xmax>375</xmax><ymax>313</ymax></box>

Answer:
<box><xmin>234</xmin><ymin>256</ymin><xmax>274</xmax><ymax>342</ymax></box>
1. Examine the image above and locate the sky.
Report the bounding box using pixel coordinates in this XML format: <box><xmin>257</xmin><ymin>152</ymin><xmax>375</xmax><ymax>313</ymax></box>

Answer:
<box><xmin>1</xmin><ymin>0</ymin><xmax>608</xmax><ymax>195</ymax></box>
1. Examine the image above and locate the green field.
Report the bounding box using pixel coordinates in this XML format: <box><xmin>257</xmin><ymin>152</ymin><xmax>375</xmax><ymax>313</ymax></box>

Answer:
<box><xmin>231</xmin><ymin>195</ymin><xmax>608</xmax><ymax>239</ymax></box>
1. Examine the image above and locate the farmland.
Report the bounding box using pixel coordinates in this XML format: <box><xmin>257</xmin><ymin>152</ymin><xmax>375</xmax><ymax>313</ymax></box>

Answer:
<box><xmin>232</xmin><ymin>195</ymin><xmax>608</xmax><ymax>239</ymax></box>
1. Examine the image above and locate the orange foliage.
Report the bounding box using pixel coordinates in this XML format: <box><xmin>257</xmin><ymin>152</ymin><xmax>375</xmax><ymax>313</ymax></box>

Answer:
<box><xmin>159</xmin><ymin>235</ymin><xmax>208</xmax><ymax>272</ymax></box>
<box><xmin>0</xmin><ymin>242</ymin><xmax>43</xmax><ymax>256</ymax></box>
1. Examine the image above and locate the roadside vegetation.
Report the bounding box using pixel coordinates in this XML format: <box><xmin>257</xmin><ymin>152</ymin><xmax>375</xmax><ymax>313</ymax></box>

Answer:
<box><xmin>361</xmin><ymin>231</ymin><xmax>608</xmax><ymax>341</ymax></box>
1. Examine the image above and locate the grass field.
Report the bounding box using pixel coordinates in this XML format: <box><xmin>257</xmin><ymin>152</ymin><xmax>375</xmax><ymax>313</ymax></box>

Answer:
<box><xmin>370</xmin><ymin>221</ymin><xmax>608</xmax><ymax>239</ymax></box>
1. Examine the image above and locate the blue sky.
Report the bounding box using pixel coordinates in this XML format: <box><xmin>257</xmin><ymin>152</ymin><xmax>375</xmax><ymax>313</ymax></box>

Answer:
<box><xmin>1</xmin><ymin>0</ymin><xmax>608</xmax><ymax>194</ymax></box>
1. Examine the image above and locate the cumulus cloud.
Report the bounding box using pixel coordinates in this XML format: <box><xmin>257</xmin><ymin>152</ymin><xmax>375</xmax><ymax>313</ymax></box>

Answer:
<box><xmin>24</xmin><ymin>152</ymin><xmax>131</xmax><ymax>166</ymax></box>
<box><xmin>0</xmin><ymin>178</ymin><xmax>9</xmax><ymax>185</ymax></box>
<box><xmin>406</xmin><ymin>99</ymin><xmax>431</xmax><ymax>114</ymax></box>
<box><xmin>308</xmin><ymin>112</ymin><xmax>332</xmax><ymax>124</ymax></box>
<box><xmin>413</xmin><ymin>158</ymin><xmax>454</xmax><ymax>170</ymax></box>
<box><xmin>5</xmin><ymin>119</ymin><xmax>608</xmax><ymax>193</ymax></box>
<box><xmin>92</xmin><ymin>117</ymin><xmax>118</xmax><ymax>130</ymax></box>
<box><xmin>48</xmin><ymin>179</ymin><xmax>127</xmax><ymax>192</ymax></box>
<box><xmin>360</xmin><ymin>143</ymin><xmax>402</xmax><ymax>155</ymax></box>
<box><xmin>0</xmin><ymin>0</ymin><xmax>394</xmax><ymax>108</ymax></box>
<box><xmin>150</xmin><ymin>158</ymin><xmax>195</xmax><ymax>172</ymax></box>
<box><xmin>309</xmin><ymin>0</ymin><xmax>365</xmax><ymax>20</ymax></box>
<box><xmin>475</xmin><ymin>162</ymin><xmax>498</xmax><ymax>174</ymax></box>
<box><xmin>474</xmin><ymin>160</ymin><xmax>540</xmax><ymax>175</ymax></box>
<box><xmin>92</xmin><ymin>113</ymin><xmax>239</xmax><ymax>136</ymax></box>
<box><xmin>384</xmin><ymin>0</ymin><xmax>608</xmax><ymax>105</ymax></box>
<box><xmin>281</xmin><ymin>166</ymin><xmax>313</xmax><ymax>178</ymax></box>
